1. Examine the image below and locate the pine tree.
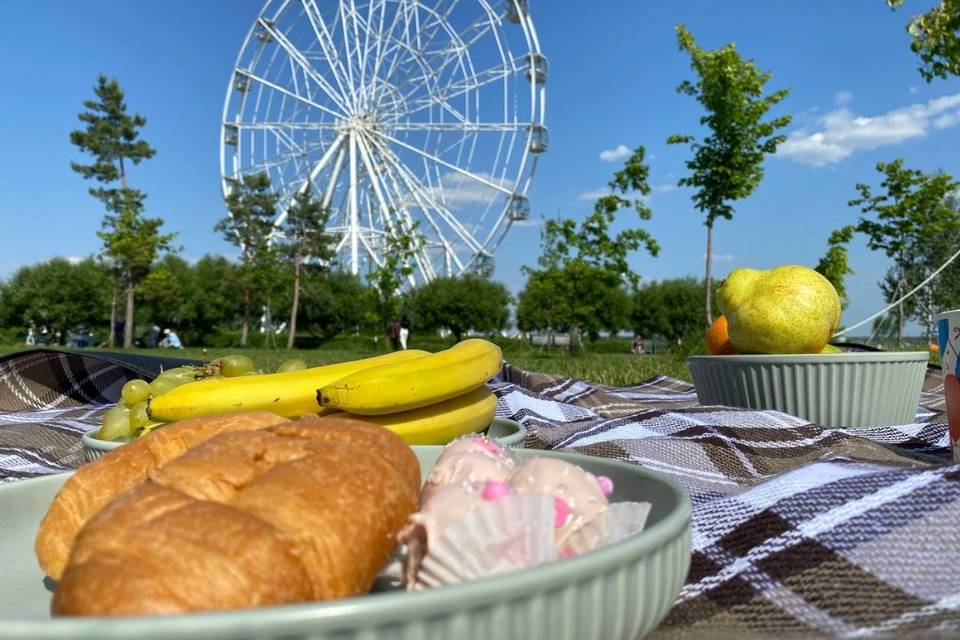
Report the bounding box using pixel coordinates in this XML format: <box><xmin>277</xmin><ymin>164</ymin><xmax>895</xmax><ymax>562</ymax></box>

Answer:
<box><xmin>70</xmin><ymin>75</ymin><xmax>175</xmax><ymax>348</ymax></box>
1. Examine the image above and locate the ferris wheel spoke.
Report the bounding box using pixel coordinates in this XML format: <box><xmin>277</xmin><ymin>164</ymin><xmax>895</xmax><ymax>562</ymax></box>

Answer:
<box><xmin>257</xmin><ymin>18</ymin><xmax>352</xmax><ymax>117</ymax></box>
<box><xmin>356</xmin><ymin>133</ymin><xmax>437</xmax><ymax>281</ymax></box>
<box><xmin>374</xmin><ymin>130</ymin><xmax>513</xmax><ymax>195</ymax></box>
<box><xmin>368</xmin><ymin>133</ymin><xmax>486</xmax><ymax>256</ymax></box>
<box><xmin>301</xmin><ymin>0</ymin><xmax>355</xmax><ymax>109</ymax></box>
<box><xmin>336</xmin><ymin>0</ymin><xmax>360</xmax><ymax>107</ymax></box>
<box><xmin>390</xmin><ymin>122</ymin><xmax>523</xmax><ymax>132</ymax></box>
<box><xmin>398</xmin><ymin>57</ymin><xmax>517</xmax><ymax>118</ymax></box>
<box><xmin>237</xmin><ymin>69</ymin><xmax>344</xmax><ymax>121</ymax></box>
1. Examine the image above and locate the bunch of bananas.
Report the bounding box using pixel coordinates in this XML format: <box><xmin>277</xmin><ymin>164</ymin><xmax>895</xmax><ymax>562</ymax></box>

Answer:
<box><xmin>140</xmin><ymin>339</ymin><xmax>503</xmax><ymax>445</ymax></box>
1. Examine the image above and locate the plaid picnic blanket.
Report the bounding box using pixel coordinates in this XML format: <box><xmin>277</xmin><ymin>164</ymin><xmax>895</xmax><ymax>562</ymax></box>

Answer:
<box><xmin>2</xmin><ymin>349</ymin><xmax>959</xmax><ymax>638</ymax></box>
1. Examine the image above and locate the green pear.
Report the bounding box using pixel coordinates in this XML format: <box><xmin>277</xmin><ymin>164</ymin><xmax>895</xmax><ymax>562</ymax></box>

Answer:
<box><xmin>716</xmin><ymin>265</ymin><xmax>841</xmax><ymax>354</ymax></box>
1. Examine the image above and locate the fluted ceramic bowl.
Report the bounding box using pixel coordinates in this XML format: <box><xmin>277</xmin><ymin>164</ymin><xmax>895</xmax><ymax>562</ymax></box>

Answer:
<box><xmin>687</xmin><ymin>351</ymin><xmax>929</xmax><ymax>427</ymax></box>
<box><xmin>82</xmin><ymin>417</ymin><xmax>528</xmax><ymax>463</ymax></box>
<box><xmin>0</xmin><ymin>446</ymin><xmax>691</xmax><ymax>640</ymax></box>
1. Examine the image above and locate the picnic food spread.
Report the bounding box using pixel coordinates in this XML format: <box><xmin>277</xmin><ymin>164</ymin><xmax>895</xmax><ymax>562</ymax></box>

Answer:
<box><xmin>48</xmin><ymin>416</ymin><xmax>420</xmax><ymax>616</ymax></box>
<box><xmin>707</xmin><ymin>264</ymin><xmax>841</xmax><ymax>355</ymax></box>
<box><xmin>34</xmin><ymin>404</ymin><xmax>651</xmax><ymax>616</ymax></box>
<box><xmin>401</xmin><ymin>435</ymin><xmax>650</xmax><ymax>589</ymax></box>
<box><xmin>96</xmin><ymin>339</ymin><xmax>502</xmax><ymax>446</ymax></box>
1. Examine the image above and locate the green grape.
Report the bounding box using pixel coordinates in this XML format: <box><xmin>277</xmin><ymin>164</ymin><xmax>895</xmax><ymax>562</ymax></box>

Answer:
<box><xmin>220</xmin><ymin>354</ymin><xmax>254</xmax><ymax>377</ymax></box>
<box><xmin>158</xmin><ymin>366</ymin><xmax>197</xmax><ymax>383</ymax></box>
<box><xmin>121</xmin><ymin>379</ymin><xmax>150</xmax><ymax>406</ymax></box>
<box><xmin>97</xmin><ymin>406</ymin><xmax>131</xmax><ymax>441</ymax></box>
<box><xmin>129</xmin><ymin>401</ymin><xmax>150</xmax><ymax>431</ymax></box>
<box><xmin>276</xmin><ymin>358</ymin><xmax>307</xmax><ymax>373</ymax></box>
<box><xmin>149</xmin><ymin>376</ymin><xmax>181</xmax><ymax>397</ymax></box>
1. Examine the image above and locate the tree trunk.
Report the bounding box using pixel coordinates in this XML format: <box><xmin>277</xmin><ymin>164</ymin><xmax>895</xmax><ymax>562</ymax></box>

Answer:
<box><xmin>118</xmin><ymin>158</ymin><xmax>127</xmax><ymax>190</ymax></box>
<box><xmin>704</xmin><ymin>220</ymin><xmax>715</xmax><ymax>327</ymax></box>
<box><xmin>109</xmin><ymin>280</ymin><xmax>117</xmax><ymax>348</ymax></box>
<box><xmin>287</xmin><ymin>257</ymin><xmax>301</xmax><ymax>350</ymax></box>
<box><xmin>123</xmin><ymin>272</ymin><xmax>135</xmax><ymax>349</ymax></box>
<box><xmin>240</xmin><ymin>287</ymin><xmax>250</xmax><ymax>347</ymax></box>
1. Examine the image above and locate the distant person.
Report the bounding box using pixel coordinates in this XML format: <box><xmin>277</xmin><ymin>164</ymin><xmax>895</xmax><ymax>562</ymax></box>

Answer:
<box><xmin>632</xmin><ymin>334</ymin><xmax>645</xmax><ymax>355</ymax></box>
<box><xmin>25</xmin><ymin>325</ymin><xmax>35</xmax><ymax>346</ymax></box>
<box><xmin>399</xmin><ymin>315</ymin><xmax>411</xmax><ymax>350</ymax></box>
<box><xmin>159</xmin><ymin>328</ymin><xmax>183</xmax><ymax>349</ymax></box>
<box><xmin>145</xmin><ymin>325</ymin><xmax>161</xmax><ymax>348</ymax></box>
<box><xmin>387</xmin><ymin>319</ymin><xmax>401</xmax><ymax>351</ymax></box>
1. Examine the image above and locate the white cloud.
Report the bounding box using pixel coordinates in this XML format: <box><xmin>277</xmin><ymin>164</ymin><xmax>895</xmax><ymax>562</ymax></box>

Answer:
<box><xmin>778</xmin><ymin>92</ymin><xmax>960</xmax><ymax>166</ymax></box>
<box><xmin>653</xmin><ymin>183</ymin><xmax>678</xmax><ymax>194</ymax></box>
<box><xmin>511</xmin><ymin>218</ymin><xmax>542</xmax><ymax>228</ymax></box>
<box><xmin>909</xmin><ymin>86</ymin><xmax>919</xmax><ymax>95</ymax></box>
<box><xmin>404</xmin><ymin>172</ymin><xmax>514</xmax><ymax>208</ymax></box>
<box><xmin>599</xmin><ymin>144</ymin><xmax>632</xmax><ymax>163</ymax></box>
<box><xmin>577</xmin><ymin>188</ymin><xmax>610</xmax><ymax>201</ymax></box>
<box><xmin>834</xmin><ymin>90</ymin><xmax>854</xmax><ymax>106</ymax></box>
<box><xmin>65</xmin><ymin>256</ymin><xmax>84</xmax><ymax>265</ymax></box>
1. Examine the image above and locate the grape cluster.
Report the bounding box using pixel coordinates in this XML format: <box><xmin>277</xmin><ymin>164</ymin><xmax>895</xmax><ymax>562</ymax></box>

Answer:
<box><xmin>96</xmin><ymin>356</ymin><xmax>308</xmax><ymax>441</ymax></box>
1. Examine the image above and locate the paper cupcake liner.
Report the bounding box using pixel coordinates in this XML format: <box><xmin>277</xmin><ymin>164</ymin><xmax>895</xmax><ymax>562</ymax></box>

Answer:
<box><xmin>563</xmin><ymin>501</ymin><xmax>652</xmax><ymax>556</ymax></box>
<box><xmin>411</xmin><ymin>494</ymin><xmax>557</xmax><ymax>590</ymax></box>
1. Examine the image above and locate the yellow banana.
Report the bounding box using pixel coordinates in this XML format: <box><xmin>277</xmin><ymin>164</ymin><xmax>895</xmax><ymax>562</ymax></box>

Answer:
<box><xmin>317</xmin><ymin>338</ymin><xmax>502</xmax><ymax>415</ymax></box>
<box><xmin>148</xmin><ymin>350</ymin><xmax>429</xmax><ymax>422</ymax></box>
<box><xmin>343</xmin><ymin>386</ymin><xmax>497</xmax><ymax>445</ymax></box>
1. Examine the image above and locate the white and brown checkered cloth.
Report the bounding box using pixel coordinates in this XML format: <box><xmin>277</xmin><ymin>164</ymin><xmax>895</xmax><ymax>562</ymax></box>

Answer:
<box><xmin>2</xmin><ymin>350</ymin><xmax>959</xmax><ymax>638</ymax></box>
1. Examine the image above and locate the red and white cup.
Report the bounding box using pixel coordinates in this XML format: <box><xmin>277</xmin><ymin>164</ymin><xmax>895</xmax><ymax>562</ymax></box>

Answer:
<box><xmin>936</xmin><ymin>309</ymin><xmax>960</xmax><ymax>461</ymax></box>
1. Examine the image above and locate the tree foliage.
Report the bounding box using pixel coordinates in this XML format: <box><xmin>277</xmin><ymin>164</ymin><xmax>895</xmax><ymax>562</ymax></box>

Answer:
<box><xmin>849</xmin><ymin>159</ymin><xmax>960</xmax><ymax>344</ymax></box>
<box><xmin>889</xmin><ymin>0</ymin><xmax>960</xmax><ymax>81</ymax></box>
<box><xmin>70</xmin><ymin>74</ymin><xmax>174</xmax><ymax>348</ymax></box>
<box><xmin>0</xmin><ymin>258</ymin><xmax>111</xmax><ymax>339</ymax></box>
<box><xmin>282</xmin><ymin>185</ymin><xmax>334</xmax><ymax>348</ymax></box>
<box><xmin>814</xmin><ymin>226</ymin><xmax>856</xmax><ymax>309</ymax></box>
<box><xmin>369</xmin><ymin>223</ymin><xmax>423</xmax><ymax>329</ymax></box>
<box><xmin>291</xmin><ymin>271</ymin><xmax>369</xmax><ymax>342</ymax></box>
<box><xmin>667</xmin><ymin>25</ymin><xmax>791</xmax><ymax>325</ymax></box>
<box><xmin>518</xmin><ymin>146</ymin><xmax>656</xmax><ymax>344</ymax></box>
<box><xmin>411</xmin><ymin>276</ymin><xmax>512</xmax><ymax>341</ymax></box>
<box><xmin>631</xmin><ymin>278</ymin><xmax>706</xmax><ymax>343</ymax></box>
<box><xmin>216</xmin><ymin>172</ymin><xmax>281</xmax><ymax>346</ymax></box>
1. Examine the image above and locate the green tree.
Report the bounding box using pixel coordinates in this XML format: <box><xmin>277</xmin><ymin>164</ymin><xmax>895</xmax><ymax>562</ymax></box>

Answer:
<box><xmin>411</xmin><ymin>276</ymin><xmax>512</xmax><ymax>341</ymax></box>
<box><xmin>369</xmin><ymin>223</ymin><xmax>422</xmax><ymax>330</ymax></box>
<box><xmin>282</xmin><ymin>185</ymin><xmax>334</xmax><ymax>349</ymax></box>
<box><xmin>519</xmin><ymin>146</ymin><xmax>657</xmax><ymax>346</ymax></box>
<box><xmin>631</xmin><ymin>278</ymin><xmax>706</xmax><ymax>344</ymax></box>
<box><xmin>296</xmin><ymin>272</ymin><xmax>369</xmax><ymax>342</ymax></box>
<box><xmin>888</xmin><ymin>0</ymin><xmax>960</xmax><ymax>81</ymax></box>
<box><xmin>814</xmin><ymin>226</ymin><xmax>856</xmax><ymax>309</ymax></box>
<box><xmin>516</xmin><ymin>263</ymin><xmax>631</xmax><ymax>341</ymax></box>
<box><xmin>0</xmin><ymin>258</ymin><xmax>111</xmax><ymax>340</ymax></box>
<box><xmin>849</xmin><ymin>159</ymin><xmax>960</xmax><ymax>346</ymax></box>
<box><xmin>70</xmin><ymin>74</ymin><xmax>175</xmax><ymax>348</ymax></box>
<box><xmin>216</xmin><ymin>172</ymin><xmax>278</xmax><ymax>347</ymax></box>
<box><xmin>667</xmin><ymin>25</ymin><xmax>792</xmax><ymax>326</ymax></box>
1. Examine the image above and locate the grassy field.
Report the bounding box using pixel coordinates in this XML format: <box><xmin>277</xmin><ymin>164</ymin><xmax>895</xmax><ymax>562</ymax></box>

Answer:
<box><xmin>0</xmin><ymin>336</ymin><xmax>692</xmax><ymax>386</ymax></box>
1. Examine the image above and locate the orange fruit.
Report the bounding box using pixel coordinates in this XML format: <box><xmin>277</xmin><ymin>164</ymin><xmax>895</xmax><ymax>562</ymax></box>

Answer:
<box><xmin>705</xmin><ymin>315</ymin><xmax>738</xmax><ymax>355</ymax></box>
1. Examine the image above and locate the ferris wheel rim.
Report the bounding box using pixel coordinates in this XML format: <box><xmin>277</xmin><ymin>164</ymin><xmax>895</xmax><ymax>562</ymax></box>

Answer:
<box><xmin>220</xmin><ymin>0</ymin><xmax>547</xmax><ymax>281</ymax></box>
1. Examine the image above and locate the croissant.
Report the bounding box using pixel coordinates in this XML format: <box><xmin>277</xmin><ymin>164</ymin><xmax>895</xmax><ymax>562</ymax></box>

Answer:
<box><xmin>51</xmin><ymin>417</ymin><xmax>420</xmax><ymax>616</ymax></box>
<box><xmin>35</xmin><ymin>411</ymin><xmax>289</xmax><ymax>580</ymax></box>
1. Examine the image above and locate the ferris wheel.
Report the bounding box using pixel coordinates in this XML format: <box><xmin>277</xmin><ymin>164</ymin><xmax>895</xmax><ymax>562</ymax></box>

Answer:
<box><xmin>221</xmin><ymin>0</ymin><xmax>547</xmax><ymax>282</ymax></box>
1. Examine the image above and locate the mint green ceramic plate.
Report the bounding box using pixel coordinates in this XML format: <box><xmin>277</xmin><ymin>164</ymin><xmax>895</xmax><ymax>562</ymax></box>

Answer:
<box><xmin>82</xmin><ymin>418</ymin><xmax>528</xmax><ymax>463</ymax></box>
<box><xmin>0</xmin><ymin>447</ymin><xmax>690</xmax><ymax>640</ymax></box>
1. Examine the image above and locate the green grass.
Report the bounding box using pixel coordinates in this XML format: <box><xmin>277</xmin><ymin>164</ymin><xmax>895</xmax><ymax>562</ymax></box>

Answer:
<box><xmin>0</xmin><ymin>337</ymin><xmax>691</xmax><ymax>386</ymax></box>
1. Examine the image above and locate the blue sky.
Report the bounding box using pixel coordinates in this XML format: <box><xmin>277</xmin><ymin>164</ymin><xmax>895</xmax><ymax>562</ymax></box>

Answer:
<box><xmin>1</xmin><ymin>0</ymin><xmax>958</xmax><ymax>334</ymax></box>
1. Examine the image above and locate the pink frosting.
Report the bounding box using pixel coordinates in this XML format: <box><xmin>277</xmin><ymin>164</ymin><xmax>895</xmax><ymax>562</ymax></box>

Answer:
<box><xmin>406</xmin><ymin>483</ymin><xmax>485</xmax><ymax>543</ymax></box>
<box><xmin>508</xmin><ymin>457</ymin><xmax>609</xmax><ymax>552</ymax></box>
<box><xmin>420</xmin><ymin>436</ymin><xmax>516</xmax><ymax>503</ymax></box>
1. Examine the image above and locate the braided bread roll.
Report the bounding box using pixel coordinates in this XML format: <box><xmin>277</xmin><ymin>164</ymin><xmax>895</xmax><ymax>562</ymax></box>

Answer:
<box><xmin>52</xmin><ymin>417</ymin><xmax>420</xmax><ymax>616</ymax></box>
<box><xmin>35</xmin><ymin>411</ymin><xmax>289</xmax><ymax>580</ymax></box>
